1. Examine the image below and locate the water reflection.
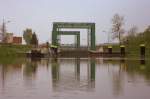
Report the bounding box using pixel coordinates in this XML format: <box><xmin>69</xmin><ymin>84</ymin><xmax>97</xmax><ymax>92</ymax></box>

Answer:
<box><xmin>0</xmin><ymin>61</ymin><xmax>22</xmax><ymax>88</ymax></box>
<box><xmin>0</xmin><ymin>58</ymin><xmax>150</xmax><ymax>99</ymax></box>
<box><xmin>23</xmin><ymin>58</ymin><xmax>38</xmax><ymax>87</ymax></box>
<box><xmin>112</xmin><ymin>59</ymin><xmax>125</xmax><ymax>96</ymax></box>
<box><xmin>51</xmin><ymin>58</ymin><xmax>95</xmax><ymax>92</ymax></box>
<box><xmin>102</xmin><ymin>58</ymin><xmax>150</xmax><ymax>97</ymax></box>
<box><xmin>23</xmin><ymin>59</ymin><xmax>38</xmax><ymax>78</ymax></box>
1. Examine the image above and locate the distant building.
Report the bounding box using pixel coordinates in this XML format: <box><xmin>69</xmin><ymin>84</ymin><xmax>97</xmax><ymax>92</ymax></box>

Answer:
<box><xmin>5</xmin><ymin>33</ymin><xmax>13</xmax><ymax>43</ymax></box>
<box><xmin>13</xmin><ymin>36</ymin><xmax>22</xmax><ymax>44</ymax></box>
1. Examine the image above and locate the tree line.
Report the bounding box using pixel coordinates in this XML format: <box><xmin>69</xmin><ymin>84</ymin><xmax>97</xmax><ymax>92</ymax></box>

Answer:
<box><xmin>110</xmin><ymin>13</ymin><xmax>149</xmax><ymax>46</ymax></box>
<box><xmin>23</xmin><ymin>14</ymin><xmax>149</xmax><ymax>47</ymax></box>
<box><xmin>23</xmin><ymin>28</ymin><xmax>38</xmax><ymax>47</ymax></box>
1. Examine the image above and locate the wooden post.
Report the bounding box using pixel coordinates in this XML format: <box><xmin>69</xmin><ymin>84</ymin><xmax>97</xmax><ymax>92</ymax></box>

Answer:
<box><xmin>140</xmin><ymin>59</ymin><xmax>146</xmax><ymax>70</ymax></box>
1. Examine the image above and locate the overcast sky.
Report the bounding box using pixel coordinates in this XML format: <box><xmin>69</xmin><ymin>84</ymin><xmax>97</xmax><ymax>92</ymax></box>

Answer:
<box><xmin>0</xmin><ymin>0</ymin><xmax>150</xmax><ymax>44</ymax></box>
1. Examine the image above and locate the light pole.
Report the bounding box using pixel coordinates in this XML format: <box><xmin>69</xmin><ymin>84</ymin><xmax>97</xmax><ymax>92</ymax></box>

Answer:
<box><xmin>1</xmin><ymin>19</ymin><xmax>11</xmax><ymax>42</ymax></box>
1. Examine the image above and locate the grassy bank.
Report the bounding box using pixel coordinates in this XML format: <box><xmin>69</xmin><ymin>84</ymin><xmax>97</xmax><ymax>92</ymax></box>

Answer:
<box><xmin>101</xmin><ymin>44</ymin><xmax>150</xmax><ymax>58</ymax></box>
<box><xmin>101</xmin><ymin>28</ymin><xmax>150</xmax><ymax>58</ymax></box>
<box><xmin>0</xmin><ymin>44</ymin><xmax>31</xmax><ymax>57</ymax></box>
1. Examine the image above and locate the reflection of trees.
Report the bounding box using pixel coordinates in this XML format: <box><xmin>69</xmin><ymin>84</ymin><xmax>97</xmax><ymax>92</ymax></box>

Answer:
<box><xmin>105</xmin><ymin>59</ymin><xmax>150</xmax><ymax>96</ymax></box>
<box><xmin>0</xmin><ymin>61</ymin><xmax>22</xmax><ymax>89</ymax></box>
<box><xmin>51</xmin><ymin>58</ymin><xmax>96</xmax><ymax>92</ymax></box>
<box><xmin>111</xmin><ymin>59</ymin><xmax>125</xmax><ymax>96</ymax></box>
<box><xmin>23</xmin><ymin>59</ymin><xmax>38</xmax><ymax>83</ymax></box>
<box><xmin>126</xmin><ymin>59</ymin><xmax>150</xmax><ymax>83</ymax></box>
<box><xmin>22</xmin><ymin>58</ymin><xmax>39</xmax><ymax>88</ymax></box>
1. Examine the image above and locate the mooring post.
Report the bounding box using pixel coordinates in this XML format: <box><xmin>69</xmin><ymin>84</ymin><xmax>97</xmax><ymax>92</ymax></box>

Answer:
<box><xmin>108</xmin><ymin>45</ymin><xmax>112</xmax><ymax>54</ymax></box>
<box><xmin>140</xmin><ymin>59</ymin><xmax>146</xmax><ymax>70</ymax></box>
<box><xmin>140</xmin><ymin>44</ymin><xmax>145</xmax><ymax>58</ymax></box>
<box><xmin>140</xmin><ymin>59</ymin><xmax>145</xmax><ymax>65</ymax></box>
<box><xmin>120</xmin><ymin>45</ymin><xmax>125</xmax><ymax>57</ymax></box>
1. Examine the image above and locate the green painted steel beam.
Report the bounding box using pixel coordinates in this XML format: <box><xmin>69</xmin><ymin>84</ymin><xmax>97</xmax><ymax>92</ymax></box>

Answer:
<box><xmin>52</xmin><ymin>24</ymin><xmax>58</xmax><ymax>46</ymax></box>
<box><xmin>91</xmin><ymin>24</ymin><xmax>96</xmax><ymax>50</ymax></box>
<box><xmin>53</xmin><ymin>22</ymin><xmax>95</xmax><ymax>29</ymax></box>
<box><xmin>52</xmin><ymin>22</ymin><xmax>96</xmax><ymax>51</ymax></box>
<box><xmin>58</xmin><ymin>31</ymin><xmax>80</xmax><ymax>35</ymax></box>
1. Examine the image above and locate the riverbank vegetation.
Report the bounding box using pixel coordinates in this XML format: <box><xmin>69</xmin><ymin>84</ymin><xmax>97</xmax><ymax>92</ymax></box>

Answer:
<box><xmin>23</xmin><ymin>28</ymin><xmax>38</xmax><ymax>46</ymax></box>
<box><xmin>0</xmin><ymin>44</ymin><xmax>31</xmax><ymax>57</ymax></box>
<box><xmin>124</xmin><ymin>26</ymin><xmax>150</xmax><ymax>57</ymax></box>
<box><xmin>104</xmin><ymin>26</ymin><xmax>150</xmax><ymax>58</ymax></box>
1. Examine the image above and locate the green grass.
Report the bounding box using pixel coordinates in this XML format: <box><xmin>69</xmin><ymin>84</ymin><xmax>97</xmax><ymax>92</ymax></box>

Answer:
<box><xmin>103</xmin><ymin>30</ymin><xmax>150</xmax><ymax>58</ymax></box>
<box><xmin>0</xmin><ymin>44</ymin><xmax>31</xmax><ymax>57</ymax></box>
<box><xmin>102</xmin><ymin>44</ymin><xmax>150</xmax><ymax>58</ymax></box>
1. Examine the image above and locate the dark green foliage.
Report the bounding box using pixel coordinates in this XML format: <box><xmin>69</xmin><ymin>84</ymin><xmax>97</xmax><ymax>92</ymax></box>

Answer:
<box><xmin>30</xmin><ymin>32</ymin><xmax>38</xmax><ymax>46</ymax></box>
<box><xmin>124</xmin><ymin>26</ymin><xmax>150</xmax><ymax>57</ymax></box>
<box><xmin>102</xmin><ymin>26</ymin><xmax>150</xmax><ymax>58</ymax></box>
<box><xmin>126</xmin><ymin>60</ymin><xmax>150</xmax><ymax>80</ymax></box>
<box><xmin>23</xmin><ymin>28</ymin><xmax>33</xmax><ymax>45</ymax></box>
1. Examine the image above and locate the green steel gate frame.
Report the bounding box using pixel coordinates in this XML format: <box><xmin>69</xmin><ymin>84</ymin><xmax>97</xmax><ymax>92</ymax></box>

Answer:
<box><xmin>57</xmin><ymin>31</ymin><xmax>80</xmax><ymax>48</ymax></box>
<box><xmin>52</xmin><ymin>22</ymin><xmax>96</xmax><ymax>51</ymax></box>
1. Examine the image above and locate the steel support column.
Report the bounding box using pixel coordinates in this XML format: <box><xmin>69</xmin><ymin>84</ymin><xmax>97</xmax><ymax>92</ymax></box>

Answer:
<box><xmin>52</xmin><ymin>22</ymin><xmax>96</xmax><ymax>51</ymax></box>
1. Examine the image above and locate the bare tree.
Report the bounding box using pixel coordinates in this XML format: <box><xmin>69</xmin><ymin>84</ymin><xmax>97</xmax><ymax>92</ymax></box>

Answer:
<box><xmin>144</xmin><ymin>25</ymin><xmax>150</xmax><ymax>32</ymax></box>
<box><xmin>128</xmin><ymin>26</ymin><xmax>138</xmax><ymax>37</ymax></box>
<box><xmin>111</xmin><ymin>13</ymin><xmax>125</xmax><ymax>44</ymax></box>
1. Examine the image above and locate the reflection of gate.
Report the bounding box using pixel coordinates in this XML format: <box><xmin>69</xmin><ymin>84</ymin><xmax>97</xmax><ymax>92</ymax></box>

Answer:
<box><xmin>57</xmin><ymin>31</ymin><xmax>80</xmax><ymax>48</ymax></box>
<box><xmin>51</xmin><ymin>58</ymin><xmax>96</xmax><ymax>91</ymax></box>
<box><xmin>52</xmin><ymin>22</ymin><xmax>96</xmax><ymax>51</ymax></box>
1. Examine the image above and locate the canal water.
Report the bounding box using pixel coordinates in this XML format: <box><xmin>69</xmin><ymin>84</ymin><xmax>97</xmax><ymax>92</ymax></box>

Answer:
<box><xmin>0</xmin><ymin>58</ymin><xmax>150</xmax><ymax>99</ymax></box>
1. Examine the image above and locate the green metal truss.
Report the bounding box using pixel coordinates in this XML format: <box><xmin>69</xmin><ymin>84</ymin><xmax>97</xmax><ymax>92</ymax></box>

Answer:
<box><xmin>52</xmin><ymin>22</ymin><xmax>96</xmax><ymax>51</ymax></box>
